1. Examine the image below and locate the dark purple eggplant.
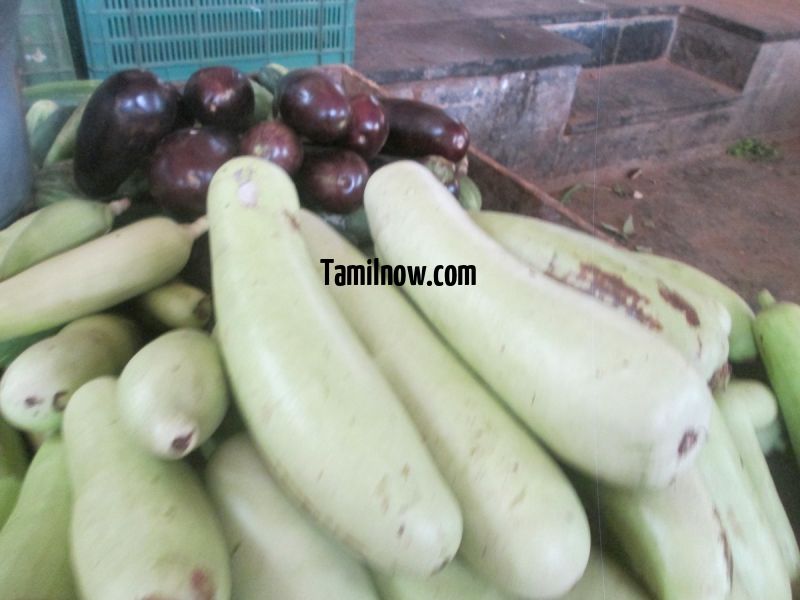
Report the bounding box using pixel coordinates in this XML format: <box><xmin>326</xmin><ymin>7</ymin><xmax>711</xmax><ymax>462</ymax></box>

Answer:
<box><xmin>149</xmin><ymin>127</ymin><xmax>238</xmax><ymax>217</ymax></box>
<box><xmin>240</xmin><ymin>121</ymin><xmax>304</xmax><ymax>175</ymax></box>
<box><xmin>183</xmin><ymin>66</ymin><xmax>254</xmax><ymax>131</ymax></box>
<box><xmin>296</xmin><ymin>148</ymin><xmax>369</xmax><ymax>214</ymax></box>
<box><xmin>74</xmin><ymin>69</ymin><xmax>178</xmax><ymax>197</ymax></box>
<box><xmin>276</xmin><ymin>69</ymin><xmax>351</xmax><ymax>144</ymax></box>
<box><xmin>171</xmin><ymin>85</ymin><xmax>196</xmax><ymax>130</ymax></box>
<box><xmin>342</xmin><ymin>94</ymin><xmax>388</xmax><ymax>159</ymax></box>
<box><xmin>381</xmin><ymin>98</ymin><xmax>470</xmax><ymax>162</ymax></box>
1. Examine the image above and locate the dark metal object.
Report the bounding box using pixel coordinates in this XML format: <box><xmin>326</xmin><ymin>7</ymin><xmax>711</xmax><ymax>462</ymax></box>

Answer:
<box><xmin>0</xmin><ymin>0</ymin><xmax>33</xmax><ymax>226</ymax></box>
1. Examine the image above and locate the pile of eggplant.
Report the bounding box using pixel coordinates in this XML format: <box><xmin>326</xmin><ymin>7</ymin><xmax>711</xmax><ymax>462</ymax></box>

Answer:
<box><xmin>66</xmin><ymin>63</ymin><xmax>476</xmax><ymax>232</ymax></box>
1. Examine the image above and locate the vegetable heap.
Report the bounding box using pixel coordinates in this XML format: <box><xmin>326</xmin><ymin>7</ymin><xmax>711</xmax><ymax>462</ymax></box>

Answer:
<box><xmin>0</xmin><ymin>63</ymin><xmax>798</xmax><ymax>600</ymax></box>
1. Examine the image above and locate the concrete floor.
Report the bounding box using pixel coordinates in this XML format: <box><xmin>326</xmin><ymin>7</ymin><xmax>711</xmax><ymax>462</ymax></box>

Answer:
<box><xmin>545</xmin><ymin>135</ymin><xmax>800</xmax><ymax>305</ymax></box>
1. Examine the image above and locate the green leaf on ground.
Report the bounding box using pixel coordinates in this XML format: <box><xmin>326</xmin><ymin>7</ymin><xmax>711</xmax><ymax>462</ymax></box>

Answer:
<box><xmin>612</xmin><ymin>183</ymin><xmax>627</xmax><ymax>197</ymax></box>
<box><xmin>622</xmin><ymin>214</ymin><xmax>635</xmax><ymax>237</ymax></box>
<box><xmin>559</xmin><ymin>183</ymin><xmax>585</xmax><ymax>205</ymax></box>
<box><xmin>727</xmin><ymin>138</ymin><xmax>780</xmax><ymax>160</ymax></box>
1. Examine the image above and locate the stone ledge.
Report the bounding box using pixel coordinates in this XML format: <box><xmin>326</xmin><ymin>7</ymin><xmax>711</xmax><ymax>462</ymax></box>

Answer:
<box><xmin>546</xmin><ymin>16</ymin><xmax>676</xmax><ymax>68</ymax></box>
<box><xmin>681</xmin><ymin>7</ymin><xmax>768</xmax><ymax>42</ymax></box>
<box><xmin>567</xmin><ymin>60</ymin><xmax>739</xmax><ymax>134</ymax></box>
<box><xmin>669</xmin><ymin>15</ymin><xmax>761</xmax><ymax>90</ymax></box>
<box><xmin>356</xmin><ymin>18</ymin><xmax>591</xmax><ymax>85</ymax></box>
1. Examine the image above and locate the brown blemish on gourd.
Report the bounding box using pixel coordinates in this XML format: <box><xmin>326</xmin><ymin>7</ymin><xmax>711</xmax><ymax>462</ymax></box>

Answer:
<box><xmin>283</xmin><ymin>210</ymin><xmax>300</xmax><ymax>231</ymax></box>
<box><xmin>712</xmin><ymin>507</ymin><xmax>734</xmax><ymax>587</ymax></box>
<box><xmin>139</xmin><ymin>569</ymin><xmax>214</xmax><ymax>599</ymax></box>
<box><xmin>658</xmin><ymin>283</ymin><xmax>701</xmax><ymax>327</ymax></box>
<box><xmin>547</xmin><ymin>263</ymin><xmax>662</xmax><ymax>331</ymax></box>
<box><xmin>190</xmin><ymin>568</ymin><xmax>215</xmax><ymax>600</ymax></box>
<box><xmin>171</xmin><ymin>430</ymin><xmax>196</xmax><ymax>454</ymax></box>
<box><xmin>24</xmin><ymin>396</ymin><xmax>43</xmax><ymax>407</ymax></box>
<box><xmin>678</xmin><ymin>429</ymin><xmax>700</xmax><ymax>457</ymax></box>
<box><xmin>52</xmin><ymin>390</ymin><xmax>69</xmax><ymax>412</ymax></box>
<box><xmin>710</xmin><ymin>363</ymin><xmax>732</xmax><ymax>392</ymax></box>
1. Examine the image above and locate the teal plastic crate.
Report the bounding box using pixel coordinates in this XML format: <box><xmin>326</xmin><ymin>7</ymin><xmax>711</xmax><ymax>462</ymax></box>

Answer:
<box><xmin>74</xmin><ymin>0</ymin><xmax>358</xmax><ymax>81</ymax></box>
<box><xmin>18</xmin><ymin>0</ymin><xmax>77</xmax><ymax>85</ymax></box>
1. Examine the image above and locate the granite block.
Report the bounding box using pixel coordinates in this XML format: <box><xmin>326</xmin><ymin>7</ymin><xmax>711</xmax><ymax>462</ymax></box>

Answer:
<box><xmin>551</xmin><ymin>105</ymin><xmax>737</xmax><ymax>176</ymax></box>
<box><xmin>551</xmin><ymin>23</ymin><xmax>621</xmax><ymax>67</ymax></box>
<box><xmin>731</xmin><ymin>82</ymin><xmax>800</xmax><ymax>136</ymax></box>
<box><xmin>681</xmin><ymin>6</ymin><xmax>766</xmax><ymax>42</ymax></box>
<box><xmin>615</xmin><ymin>19</ymin><xmax>675</xmax><ymax>63</ymax></box>
<box><xmin>568</xmin><ymin>61</ymin><xmax>738</xmax><ymax>133</ymax></box>
<box><xmin>383</xmin><ymin>65</ymin><xmax>579</xmax><ymax>175</ymax></box>
<box><xmin>356</xmin><ymin>18</ymin><xmax>590</xmax><ymax>85</ymax></box>
<box><xmin>607</xmin><ymin>3</ymin><xmax>682</xmax><ymax>20</ymax></box>
<box><xmin>669</xmin><ymin>16</ymin><xmax>761</xmax><ymax>90</ymax></box>
<box><xmin>745</xmin><ymin>39</ymin><xmax>800</xmax><ymax>92</ymax></box>
<box><xmin>456</xmin><ymin>0</ymin><xmax>609</xmax><ymax>25</ymax></box>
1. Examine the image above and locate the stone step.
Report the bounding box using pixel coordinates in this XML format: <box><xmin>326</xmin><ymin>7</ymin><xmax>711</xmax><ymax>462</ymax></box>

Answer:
<box><xmin>354</xmin><ymin>1</ymin><xmax>800</xmax><ymax>179</ymax></box>
<box><xmin>355</xmin><ymin>17</ymin><xmax>590</xmax><ymax>86</ymax></box>
<box><xmin>566</xmin><ymin>59</ymin><xmax>740</xmax><ymax>134</ymax></box>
